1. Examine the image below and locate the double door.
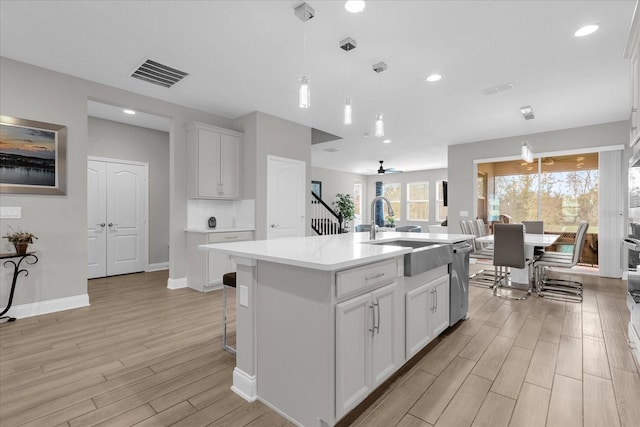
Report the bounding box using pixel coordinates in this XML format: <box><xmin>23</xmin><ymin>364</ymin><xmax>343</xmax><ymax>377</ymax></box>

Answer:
<box><xmin>87</xmin><ymin>159</ymin><xmax>147</xmax><ymax>279</ymax></box>
<box><xmin>335</xmin><ymin>282</ymin><xmax>399</xmax><ymax>417</ymax></box>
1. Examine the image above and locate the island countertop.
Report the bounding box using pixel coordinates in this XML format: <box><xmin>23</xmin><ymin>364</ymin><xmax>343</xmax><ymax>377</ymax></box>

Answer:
<box><xmin>199</xmin><ymin>231</ymin><xmax>474</xmax><ymax>271</ymax></box>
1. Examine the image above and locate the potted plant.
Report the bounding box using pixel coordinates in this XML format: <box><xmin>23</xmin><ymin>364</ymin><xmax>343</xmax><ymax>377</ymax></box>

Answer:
<box><xmin>333</xmin><ymin>193</ymin><xmax>355</xmax><ymax>232</ymax></box>
<box><xmin>3</xmin><ymin>228</ymin><xmax>37</xmax><ymax>255</ymax></box>
<box><xmin>386</xmin><ymin>215</ymin><xmax>396</xmax><ymax>228</ymax></box>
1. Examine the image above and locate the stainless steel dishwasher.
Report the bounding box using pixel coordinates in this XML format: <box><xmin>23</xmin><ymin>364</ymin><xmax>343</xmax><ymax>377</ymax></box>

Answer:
<box><xmin>450</xmin><ymin>241</ymin><xmax>473</xmax><ymax>326</ymax></box>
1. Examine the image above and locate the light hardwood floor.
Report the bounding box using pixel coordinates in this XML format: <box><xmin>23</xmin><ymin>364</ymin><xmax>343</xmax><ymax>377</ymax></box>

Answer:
<box><xmin>1</xmin><ymin>268</ymin><xmax>639</xmax><ymax>426</ymax></box>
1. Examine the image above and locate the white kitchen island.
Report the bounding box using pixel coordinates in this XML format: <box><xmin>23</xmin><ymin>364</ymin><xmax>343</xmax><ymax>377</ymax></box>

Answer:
<box><xmin>200</xmin><ymin>232</ymin><xmax>473</xmax><ymax>427</ymax></box>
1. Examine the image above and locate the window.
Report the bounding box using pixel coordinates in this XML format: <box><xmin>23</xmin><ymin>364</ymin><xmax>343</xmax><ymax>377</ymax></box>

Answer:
<box><xmin>436</xmin><ymin>180</ymin><xmax>448</xmax><ymax>222</ymax></box>
<box><xmin>406</xmin><ymin>181</ymin><xmax>428</xmax><ymax>221</ymax></box>
<box><xmin>383</xmin><ymin>183</ymin><xmax>402</xmax><ymax>220</ymax></box>
<box><xmin>353</xmin><ymin>182</ymin><xmax>363</xmax><ymax>218</ymax></box>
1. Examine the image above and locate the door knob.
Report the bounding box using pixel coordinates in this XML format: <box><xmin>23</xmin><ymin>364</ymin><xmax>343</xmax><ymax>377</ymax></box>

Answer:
<box><xmin>98</xmin><ymin>223</ymin><xmax>106</xmax><ymax>228</ymax></box>
<box><xmin>270</xmin><ymin>224</ymin><xmax>278</xmax><ymax>228</ymax></box>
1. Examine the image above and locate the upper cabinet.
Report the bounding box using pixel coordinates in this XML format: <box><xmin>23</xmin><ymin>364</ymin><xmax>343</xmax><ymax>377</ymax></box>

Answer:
<box><xmin>187</xmin><ymin>122</ymin><xmax>242</xmax><ymax>199</ymax></box>
<box><xmin>626</xmin><ymin>3</ymin><xmax>640</xmax><ymax>147</ymax></box>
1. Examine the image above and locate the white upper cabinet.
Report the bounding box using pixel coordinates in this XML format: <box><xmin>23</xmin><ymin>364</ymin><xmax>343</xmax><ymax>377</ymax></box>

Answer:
<box><xmin>626</xmin><ymin>7</ymin><xmax>640</xmax><ymax>147</ymax></box>
<box><xmin>187</xmin><ymin>122</ymin><xmax>242</xmax><ymax>199</ymax></box>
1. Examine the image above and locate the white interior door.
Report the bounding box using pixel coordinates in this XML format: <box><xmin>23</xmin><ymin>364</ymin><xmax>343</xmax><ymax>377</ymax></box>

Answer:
<box><xmin>267</xmin><ymin>156</ymin><xmax>305</xmax><ymax>239</ymax></box>
<box><xmin>88</xmin><ymin>158</ymin><xmax>147</xmax><ymax>278</ymax></box>
<box><xmin>88</xmin><ymin>160</ymin><xmax>107</xmax><ymax>278</ymax></box>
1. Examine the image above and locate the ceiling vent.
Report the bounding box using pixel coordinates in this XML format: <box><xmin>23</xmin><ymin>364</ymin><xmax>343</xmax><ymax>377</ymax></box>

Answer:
<box><xmin>483</xmin><ymin>83</ymin><xmax>513</xmax><ymax>95</ymax></box>
<box><xmin>340</xmin><ymin>37</ymin><xmax>357</xmax><ymax>51</ymax></box>
<box><xmin>131</xmin><ymin>59</ymin><xmax>189</xmax><ymax>88</ymax></box>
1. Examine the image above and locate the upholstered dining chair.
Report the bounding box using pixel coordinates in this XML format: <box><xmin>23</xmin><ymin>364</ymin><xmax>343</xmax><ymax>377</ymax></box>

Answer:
<box><xmin>492</xmin><ymin>223</ymin><xmax>532</xmax><ymax>300</ymax></box>
<box><xmin>522</xmin><ymin>220</ymin><xmax>544</xmax><ymax>256</ymax></box>
<box><xmin>533</xmin><ymin>221</ymin><xmax>589</xmax><ymax>303</ymax></box>
<box><xmin>461</xmin><ymin>219</ymin><xmax>495</xmax><ymax>288</ymax></box>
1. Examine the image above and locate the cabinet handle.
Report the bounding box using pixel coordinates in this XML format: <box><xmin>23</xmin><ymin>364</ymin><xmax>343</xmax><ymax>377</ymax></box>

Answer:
<box><xmin>431</xmin><ymin>289</ymin><xmax>436</xmax><ymax>312</ymax></box>
<box><xmin>375</xmin><ymin>298</ymin><xmax>380</xmax><ymax>335</ymax></box>
<box><xmin>224</xmin><ymin>236</ymin><xmax>239</xmax><ymax>240</ymax></box>
<box><xmin>434</xmin><ymin>288</ymin><xmax>438</xmax><ymax>311</ymax></box>
<box><xmin>365</xmin><ymin>272</ymin><xmax>384</xmax><ymax>281</ymax></box>
<box><xmin>369</xmin><ymin>304</ymin><xmax>376</xmax><ymax>337</ymax></box>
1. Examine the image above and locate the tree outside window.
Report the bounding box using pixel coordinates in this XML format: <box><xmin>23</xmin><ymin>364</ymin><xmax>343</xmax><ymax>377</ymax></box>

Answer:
<box><xmin>406</xmin><ymin>181</ymin><xmax>428</xmax><ymax>221</ymax></box>
<box><xmin>383</xmin><ymin>183</ymin><xmax>402</xmax><ymax>220</ymax></box>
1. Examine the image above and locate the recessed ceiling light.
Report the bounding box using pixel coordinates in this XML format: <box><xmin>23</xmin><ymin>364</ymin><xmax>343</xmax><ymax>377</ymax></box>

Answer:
<box><xmin>426</xmin><ymin>74</ymin><xmax>442</xmax><ymax>82</ymax></box>
<box><xmin>345</xmin><ymin>1</ymin><xmax>365</xmax><ymax>13</ymax></box>
<box><xmin>123</xmin><ymin>109</ymin><xmax>136</xmax><ymax>115</ymax></box>
<box><xmin>574</xmin><ymin>24</ymin><xmax>599</xmax><ymax>37</ymax></box>
<box><xmin>383</xmin><ymin>139</ymin><xmax>392</xmax><ymax>144</ymax></box>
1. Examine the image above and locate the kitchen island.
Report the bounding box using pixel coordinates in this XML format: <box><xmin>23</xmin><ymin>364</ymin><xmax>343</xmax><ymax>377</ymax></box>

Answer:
<box><xmin>200</xmin><ymin>231</ymin><xmax>473</xmax><ymax>427</ymax></box>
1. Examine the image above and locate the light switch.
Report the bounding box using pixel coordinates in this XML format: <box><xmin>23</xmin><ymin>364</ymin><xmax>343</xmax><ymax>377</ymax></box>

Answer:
<box><xmin>0</xmin><ymin>207</ymin><xmax>21</xmax><ymax>219</ymax></box>
<box><xmin>239</xmin><ymin>285</ymin><xmax>249</xmax><ymax>307</ymax></box>
<box><xmin>460</xmin><ymin>210</ymin><xmax>468</xmax><ymax>217</ymax></box>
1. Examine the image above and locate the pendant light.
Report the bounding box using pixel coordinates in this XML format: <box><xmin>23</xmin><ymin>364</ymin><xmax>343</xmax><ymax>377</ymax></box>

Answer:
<box><xmin>295</xmin><ymin>3</ymin><xmax>315</xmax><ymax>109</ymax></box>
<box><xmin>340</xmin><ymin>37</ymin><xmax>357</xmax><ymax>125</ymax></box>
<box><xmin>521</xmin><ymin>140</ymin><xmax>533</xmax><ymax>163</ymax></box>
<box><xmin>372</xmin><ymin>61</ymin><xmax>387</xmax><ymax>137</ymax></box>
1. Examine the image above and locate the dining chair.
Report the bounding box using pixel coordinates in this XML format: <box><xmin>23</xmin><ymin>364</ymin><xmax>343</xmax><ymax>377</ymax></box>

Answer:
<box><xmin>533</xmin><ymin>221</ymin><xmax>589</xmax><ymax>303</ymax></box>
<box><xmin>462</xmin><ymin>219</ymin><xmax>496</xmax><ymax>288</ymax></box>
<box><xmin>396</xmin><ymin>225</ymin><xmax>422</xmax><ymax>232</ymax></box>
<box><xmin>522</xmin><ymin>220</ymin><xmax>544</xmax><ymax>255</ymax></box>
<box><xmin>492</xmin><ymin>223</ymin><xmax>532</xmax><ymax>300</ymax></box>
<box><xmin>355</xmin><ymin>224</ymin><xmax>371</xmax><ymax>232</ymax></box>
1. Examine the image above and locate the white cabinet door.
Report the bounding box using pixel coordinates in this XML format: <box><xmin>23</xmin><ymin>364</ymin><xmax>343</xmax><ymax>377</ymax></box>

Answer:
<box><xmin>429</xmin><ymin>275</ymin><xmax>450</xmax><ymax>337</ymax></box>
<box><xmin>220</xmin><ymin>133</ymin><xmax>240</xmax><ymax>198</ymax></box>
<box><xmin>406</xmin><ymin>282</ymin><xmax>432</xmax><ymax>359</ymax></box>
<box><xmin>196</xmin><ymin>129</ymin><xmax>222</xmax><ymax>198</ymax></box>
<box><xmin>336</xmin><ymin>292</ymin><xmax>371</xmax><ymax>417</ymax></box>
<box><xmin>371</xmin><ymin>283</ymin><xmax>399</xmax><ymax>388</ymax></box>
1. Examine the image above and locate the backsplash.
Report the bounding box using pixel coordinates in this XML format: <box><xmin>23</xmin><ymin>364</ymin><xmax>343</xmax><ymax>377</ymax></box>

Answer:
<box><xmin>187</xmin><ymin>199</ymin><xmax>255</xmax><ymax>229</ymax></box>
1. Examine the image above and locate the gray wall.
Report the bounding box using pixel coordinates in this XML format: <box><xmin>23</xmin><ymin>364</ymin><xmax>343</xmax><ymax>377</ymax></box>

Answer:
<box><xmin>311</xmin><ymin>166</ymin><xmax>366</xmax><ymax>208</ymax></box>
<box><xmin>87</xmin><ymin>117</ymin><xmax>170</xmax><ymax>266</ymax></box>
<box><xmin>235</xmin><ymin>112</ymin><xmax>312</xmax><ymax>240</ymax></box>
<box><xmin>0</xmin><ymin>56</ymin><xmax>236</xmax><ymax>307</ymax></box>
<box><xmin>365</xmin><ymin>168</ymin><xmax>448</xmax><ymax>228</ymax></box>
<box><xmin>447</xmin><ymin>121</ymin><xmax>629</xmax><ymax>234</ymax></box>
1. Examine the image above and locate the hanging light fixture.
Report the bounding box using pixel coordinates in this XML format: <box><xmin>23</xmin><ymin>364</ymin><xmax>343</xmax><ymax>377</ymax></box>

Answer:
<box><xmin>373</xmin><ymin>61</ymin><xmax>387</xmax><ymax>137</ymax></box>
<box><xmin>344</xmin><ymin>98</ymin><xmax>353</xmax><ymax>125</ymax></box>
<box><xmin>340</xmin><ymin>37</ymin><xmax>357</xmax><ymax>125</ymax></box>
<box><xmin>375</xmin><ymin>113</ymin><xmax>384</xmax><ymax>137</ymax></box>
<box><xmin>299</xmin><ymin>76</ymin><xmax>310</xmax><ymax>109</ymax></box>
<box><xmin>521</xmin><ymin>140</ymin><xmax>533</xmax><ymax>163</ymax></box>
<box><xmin>295</xmin><ymin>3</ymin><xmax>315</xmax><ymax>109</ymax></box>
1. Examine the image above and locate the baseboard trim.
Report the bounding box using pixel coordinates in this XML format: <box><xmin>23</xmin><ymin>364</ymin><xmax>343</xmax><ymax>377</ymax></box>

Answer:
<box><xmin>231</xmin><ymin>367</ymin><xmax>257</xmax><ymax>402</ymax></box>
<box><xmin>167</xmin><ymin>277</ymin><xmax>187</xmax><ymax>290</ymax></box>
<box><xmin>6</xmin><ymin>294</ymin><xmax>90</xmax><ymax>319</ymax></box>
<box><xmin>147</xmin><ymin>262</ymin><xmax>169</xmax><ymax>272</ymax></box>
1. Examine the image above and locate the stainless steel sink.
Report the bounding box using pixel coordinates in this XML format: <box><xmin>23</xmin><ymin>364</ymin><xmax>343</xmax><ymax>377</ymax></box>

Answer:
<box><xmin>366</xmin><ymin>239</ymin><xmax>453</xmax><ymax>277</ymax></box>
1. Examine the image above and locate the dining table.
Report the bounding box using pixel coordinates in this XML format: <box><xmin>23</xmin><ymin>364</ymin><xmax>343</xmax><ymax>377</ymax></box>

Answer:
<box><xmin>475</xmin><ymin>232</ymin><xmax>561</xmax><ymax>285</ymax></box>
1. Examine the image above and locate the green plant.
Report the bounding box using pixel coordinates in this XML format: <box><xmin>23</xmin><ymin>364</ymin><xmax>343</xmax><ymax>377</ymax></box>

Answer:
<box><xmin>3</xmin><ymin>227</ymin><xmax>37</xmax><ymax>244</ymax></box>
<box><xmin>386</xmin><ymin>215</ymin><xmax>395</xmax><ymax>226</ymax></box>
<box><xmin>333</xmin><ymin>193</ymin><xmax>355</xmax><ymax>221</ymax></box>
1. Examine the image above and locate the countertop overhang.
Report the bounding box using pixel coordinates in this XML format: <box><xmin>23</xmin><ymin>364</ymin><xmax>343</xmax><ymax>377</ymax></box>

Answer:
<box><xmin>199</xmin><ymin>232</ymin><xmax>474</xmax><ymax>271</ymax></box>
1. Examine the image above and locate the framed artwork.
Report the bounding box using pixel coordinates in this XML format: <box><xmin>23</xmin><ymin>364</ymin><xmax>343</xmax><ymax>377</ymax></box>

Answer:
<box><xmin>0</xmin><ymin>115</ymin><xmax>67</xmax><ymax>195</ymax></box>
<box><xmin>311</xmin><ymin>180</ymin><xmax>322</xmax><ymax>199</ymax></box>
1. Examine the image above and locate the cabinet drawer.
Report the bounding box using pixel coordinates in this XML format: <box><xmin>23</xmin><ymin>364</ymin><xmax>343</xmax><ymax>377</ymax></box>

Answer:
<box><xmin>208</xmin><ymin>231</ymin><xmax>254</xmax><ymax>243</ymax></box>
<box><xmin>336</xmin><ymin>259</ymin><xmax>397</xmax><ymax>298</ymax></box>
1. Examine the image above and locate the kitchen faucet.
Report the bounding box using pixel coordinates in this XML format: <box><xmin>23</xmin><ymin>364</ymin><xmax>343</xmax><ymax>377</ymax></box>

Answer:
<box><xmin>370</xmin><ymin>196</ymin><xmax>395</xmax><ymax>240</ymax></box>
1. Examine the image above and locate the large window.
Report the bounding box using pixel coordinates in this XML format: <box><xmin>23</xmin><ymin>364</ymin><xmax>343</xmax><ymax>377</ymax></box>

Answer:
<box><xmin>353</xmin><ymin>182</ymin><xmax>363</xmax><ymax>219</ymax></box>
<box><xmin>383</xmin><ymin>183</ymin><xmax>402</xmax><ymax>220</ymax></box>
<box><xmin>436</xmin><ymin>180</ymin><xmax>447</xmax><ymax>222</ymax></box>
<box><xmin>406</xmin><ymin>181</ymin><xmax>428</xmax><ymax>221</ymax></box>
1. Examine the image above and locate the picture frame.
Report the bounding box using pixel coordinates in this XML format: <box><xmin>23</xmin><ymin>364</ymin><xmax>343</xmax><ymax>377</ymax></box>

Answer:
<box><xmin>311</xmin><ymin>180</ymin><xmax>322</xmax><ymax>200</ymax></box>
<box><xmin>0</xmin><ymin>115</ymin><xmax>67</xmax><ymax>195</ymax></box>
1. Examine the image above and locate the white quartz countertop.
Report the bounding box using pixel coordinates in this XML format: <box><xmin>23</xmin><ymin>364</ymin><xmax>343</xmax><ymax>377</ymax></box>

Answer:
<box><xmin>185</xmin><ymin>227</ymin><xmax>255</xmax><ymax>234</ymax></box>
<box><xmin>199</xmin><ymin>232</ymin><xmax>474</xmax><ymax>271</ymax></box>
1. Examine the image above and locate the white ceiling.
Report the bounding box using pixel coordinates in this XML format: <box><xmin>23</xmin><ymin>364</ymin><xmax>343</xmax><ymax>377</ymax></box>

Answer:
<box><xmin>0</xmin><ymin>1</ymin><xmax>636</xmax><ymax>174</ymax></box>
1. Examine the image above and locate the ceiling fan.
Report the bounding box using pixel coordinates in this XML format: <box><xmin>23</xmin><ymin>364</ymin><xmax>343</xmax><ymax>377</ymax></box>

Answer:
<box><xmin>377</xmin><ymin>160</ymin><xmax>402</xmax><ymax>174</ymax></box>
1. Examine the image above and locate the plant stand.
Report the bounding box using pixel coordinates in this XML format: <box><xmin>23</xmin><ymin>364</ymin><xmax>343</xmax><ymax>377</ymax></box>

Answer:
<box><xmin>0</xmin><ymin>252</ymin><xmax>38</xmax><ymax>322</ymax></box>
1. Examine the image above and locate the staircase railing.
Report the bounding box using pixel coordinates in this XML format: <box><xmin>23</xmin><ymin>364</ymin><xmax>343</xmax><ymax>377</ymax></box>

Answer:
<box><xmin>311</xmin><ymin>192</ymin><xmax>344</xmax><ymax>235</ymax></box>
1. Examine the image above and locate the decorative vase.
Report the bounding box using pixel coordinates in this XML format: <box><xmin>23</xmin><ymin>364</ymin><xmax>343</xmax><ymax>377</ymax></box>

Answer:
<box><xmin>14</xmin><ymin>242</ymin><xmax>28</xmax><ymax>255</ymax></box>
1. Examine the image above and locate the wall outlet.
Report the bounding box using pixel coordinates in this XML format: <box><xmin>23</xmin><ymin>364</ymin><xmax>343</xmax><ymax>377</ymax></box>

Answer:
<box><xmin>0</xmin><ymin>207</ymin><xmax>21</xmax><ymax>219</ymax></box>
<box><xmin>460</xmin><ymin>210</ymin><xmax>468</xmax><ymax>217</ymax></box>
<box><xmin>239</xmin><ymin>285</ymin><xmax>249</xmax><ymax>307</ymax></box>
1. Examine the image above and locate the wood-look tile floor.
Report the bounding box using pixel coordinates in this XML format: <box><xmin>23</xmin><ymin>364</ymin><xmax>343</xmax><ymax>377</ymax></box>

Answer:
<box><xmin>1</xmin><ymin>268</ymin><xmax>639</xmax><ymax>426</ymax></box>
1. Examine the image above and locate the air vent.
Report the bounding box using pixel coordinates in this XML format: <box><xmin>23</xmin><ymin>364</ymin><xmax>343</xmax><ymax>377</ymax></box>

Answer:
<box><xmin>131</xmin><ymin>59</ymin><xmax>188</xmax><ymax>88</ymax></box>
<box><xmin>483</xmin><ymin>83</ymin><xmax>513</xmax><ymax>95</ymax></box>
